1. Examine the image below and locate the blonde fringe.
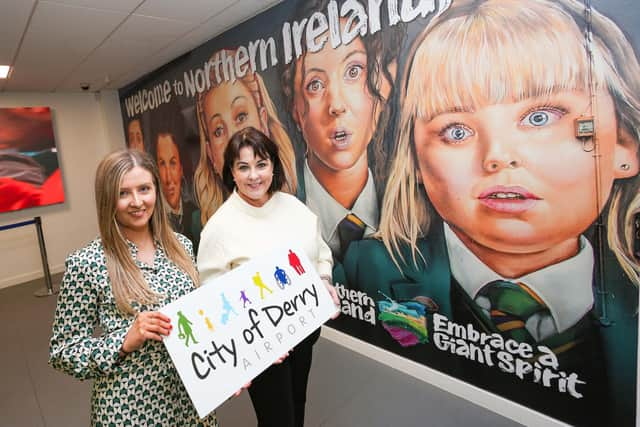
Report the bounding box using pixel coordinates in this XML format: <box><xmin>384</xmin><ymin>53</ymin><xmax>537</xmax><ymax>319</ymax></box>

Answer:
<box><xmin>193</xmin><ymin>56</ymin><xmax>297</xmax><ymax>226</ymax></box>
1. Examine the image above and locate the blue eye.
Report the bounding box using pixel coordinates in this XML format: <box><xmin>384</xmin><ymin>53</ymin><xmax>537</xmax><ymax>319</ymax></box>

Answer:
<box><xmin>521</xmin><ymin>107</ymin><xmax>565</xmax><ymax>128</ymax></box>
<box><xmin>440</xmin><ymin>124</ymin><xmax>474</xmax><ymax>144</ymax></box>
<box><xmin>527</xmin><ymin>111</ymin><xmax>549</xmax><ymax>126</ymax></box>
<box><xmin>236</xmin><ymin>112</ymin><xmax>248</xmax><ymax>124</ymax></box>
<box><xmin>213</xmin><ymin>125</ymin><xmax>224</xmax><ymax>138</ymax></box>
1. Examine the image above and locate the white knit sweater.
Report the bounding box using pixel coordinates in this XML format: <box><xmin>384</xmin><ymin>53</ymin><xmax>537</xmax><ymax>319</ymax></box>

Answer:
<box><xmin>197</xmin><ymin>190</ymin><xmax>333</xmax><ymax>284</ymax></box>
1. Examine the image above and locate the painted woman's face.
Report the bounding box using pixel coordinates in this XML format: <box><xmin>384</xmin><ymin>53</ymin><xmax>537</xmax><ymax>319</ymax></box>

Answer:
<box><xmin>413</xmin><ymin>89</ymin><xmax>637</xmax><ymax>255</ymax></box>
<box><xmin>203</xmin><ymin>81</ymin><xmax>267</xmax><ymax>176</ymax></box>
<box><xmin>293</xmin><ymin>35</ymin><xmax>375</xmax><ymax>173</ymax></box>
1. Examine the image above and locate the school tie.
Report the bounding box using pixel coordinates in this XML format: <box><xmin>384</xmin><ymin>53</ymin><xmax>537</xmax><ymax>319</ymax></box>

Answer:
<box><xmin>475</xmin><ymin>280</ymin><xmax>556</xmax><ymax>343</ymax></box>
<box><xmin>337</xmin><ymin>213</ymin><xmax>366</xmax><ymax>260</ymax></box>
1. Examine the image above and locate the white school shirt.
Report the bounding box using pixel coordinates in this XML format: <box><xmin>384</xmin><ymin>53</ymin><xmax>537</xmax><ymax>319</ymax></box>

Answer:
<box><xmin>444</xmin><ymin>223</ymin><xmax>594</xmax><ymax>338</ymax></box>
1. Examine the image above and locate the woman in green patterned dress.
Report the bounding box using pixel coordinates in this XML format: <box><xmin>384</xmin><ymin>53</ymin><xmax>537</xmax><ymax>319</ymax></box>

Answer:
<box><xmin>49</xmin><ymin>149</ymin><xmax>217</xmax><ymax>426</ymax></box>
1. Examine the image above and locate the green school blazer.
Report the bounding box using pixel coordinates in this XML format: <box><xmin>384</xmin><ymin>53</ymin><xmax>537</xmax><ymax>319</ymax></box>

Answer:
<box><xmin>341</xmin><ymin>222</ymin><xmax>638</xmax><ymax>426</ymax></box>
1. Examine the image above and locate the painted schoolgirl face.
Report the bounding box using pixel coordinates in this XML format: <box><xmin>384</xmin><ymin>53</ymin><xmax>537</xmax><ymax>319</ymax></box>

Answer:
<box><xmin>231</xmin><ymin>146</ymin><xmax>274</xmax><ymax>207</ymax></box>
<box><xmin>156</xmin><ymin>134</ymin><xmax>183</xmax><ymax>210</ymax></box>
<box><xmin>115</xmin><ymin>166</ymin><xmax>156</xmax><ymax>235</ymax></box>
<box><xmin>413</xmin><ymin>89</ymin><xmax>638</xmax><ymax>255</ymax></box>
<box><xmin>292</xmin><ymin>34</ymin><xmax>375</xmax><ymax>172</ymax></box>
<box><xmin>203</xmin><ymin>81</ymin><xmax>267</xmax><ymax>176</ymax></box>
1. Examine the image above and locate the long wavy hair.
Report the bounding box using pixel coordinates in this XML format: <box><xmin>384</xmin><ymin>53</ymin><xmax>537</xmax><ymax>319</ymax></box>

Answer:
<box><xmin>379</xmin><ymin>0</ymin><xmax>640</xmax><ymax>286</ymax></box>
<box><xmin>194</xmin><ymin>49</ymin><xmax>297</xmax><ymax>226</ymax></box>
<box><xmin>95</xmin><ymin>149</ymin><xmax>199</xmax><ymax>315</ymax></box>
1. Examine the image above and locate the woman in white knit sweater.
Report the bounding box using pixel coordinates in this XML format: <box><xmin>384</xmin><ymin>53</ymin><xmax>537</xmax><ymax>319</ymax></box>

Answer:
<box><xmin>197</xmin><ymin>126</ymin><xmax>339</xmax><ymax>427</ymax></box>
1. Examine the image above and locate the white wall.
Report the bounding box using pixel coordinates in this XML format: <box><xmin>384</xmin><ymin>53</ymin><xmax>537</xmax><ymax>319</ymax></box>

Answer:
<box><xmin>0</xmin><ymin>91</ymin><xmax>125</xmax><ymax>289</ymax></box>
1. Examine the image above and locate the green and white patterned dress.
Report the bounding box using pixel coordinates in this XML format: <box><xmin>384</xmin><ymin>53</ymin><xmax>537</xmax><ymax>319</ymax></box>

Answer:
<box><xmin>49</xmin><ymin>234</ymin><xmax>217</xmax><ymax>427</ymax></box>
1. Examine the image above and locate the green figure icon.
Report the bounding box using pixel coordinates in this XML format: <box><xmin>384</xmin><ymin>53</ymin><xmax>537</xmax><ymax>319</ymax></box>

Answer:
<box><xmin>252</xmin><ymin>272</ymin><xmax>273</xmax><ymax>300</ymax></box>
<box><xmin>177</xmin><ymin>310</ymin><xmax>198</xmax><ymax>347</ymax></box>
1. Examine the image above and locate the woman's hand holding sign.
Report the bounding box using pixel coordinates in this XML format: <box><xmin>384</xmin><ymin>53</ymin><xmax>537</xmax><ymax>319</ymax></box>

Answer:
<box><xmin>322</xmin><ymin>277</ymin><xmax>341</xmax><ymax>320</ymax></box>
<box><xmin>121</xmin><ymin>311</ymin><xmax>172</xmax><ymax>355</ymax></box>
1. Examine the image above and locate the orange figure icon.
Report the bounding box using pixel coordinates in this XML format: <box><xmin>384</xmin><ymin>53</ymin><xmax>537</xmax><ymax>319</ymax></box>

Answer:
<box><xmin>198</xmin><ymin>309</ymin><xmax>214</xmax><ymax>332</ymax></box>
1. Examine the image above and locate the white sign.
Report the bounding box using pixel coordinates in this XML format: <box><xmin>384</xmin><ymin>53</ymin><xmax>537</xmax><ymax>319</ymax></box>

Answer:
<box><xmin>160</xmin><ymin>246</ymin><xmax>336</xmax><ymax>418</ymax></box>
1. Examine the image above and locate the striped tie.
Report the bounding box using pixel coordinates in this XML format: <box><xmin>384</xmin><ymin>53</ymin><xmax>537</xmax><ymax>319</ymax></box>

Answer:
<box><xmin>337</xmin><ymin>213</ymin><xmax>366</xmax><ymax>260</ymax></box>
<box><xmin>475</xmin><ymin>280</ymin><xmax>554</xmax><ymax>343</ymax></box>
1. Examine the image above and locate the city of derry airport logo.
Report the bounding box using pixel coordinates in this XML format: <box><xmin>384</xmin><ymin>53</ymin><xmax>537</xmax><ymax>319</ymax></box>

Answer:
<box><xmin>160</xmin><ymin>247</ymin><xmax>340</xmax><ymax>418</ymax></box>
<box><xmin>173</xmin><ymin>249</ymin><xmax>309</xmax><ymax>350</ymax></box>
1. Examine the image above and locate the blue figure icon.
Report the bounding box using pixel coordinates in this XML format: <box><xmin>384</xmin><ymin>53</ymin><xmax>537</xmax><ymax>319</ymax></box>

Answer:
<box><xmin>220</xmin><ymin>293</ymin><xmax>238</xmax><ymax>325</ymax></box>
<box><xmin>274</xmin><ymin>266</ymin><xmax>291</xmax><ymax>289</ymax></box>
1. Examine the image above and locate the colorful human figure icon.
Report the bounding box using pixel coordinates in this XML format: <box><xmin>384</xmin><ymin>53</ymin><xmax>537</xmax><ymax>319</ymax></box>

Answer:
<box><xmin>252</xmin><ymin>272</ymin><xmax>273</xmax><ymax>300</ymax></box>
<box><xmin>220</xmin><ymin>293</ymin><xmax>238</xmax><ymax>325</ymax></box>
<box><xmin>240</xmin><ymin>290</ymin><xmax>252</xmax><ymax>308</ymax></box>
<box><xmin>198</xmin><ymin>309</ymin><xmax>214</xmax><ymax>332</ymax></box>
<box><xmin>288</xmin><ymin>249</ymin><xmax>305</xmax><ymax>275</ymax></box>
<box><xmin>177</xmin><ymin>310</ymin><xmax>198</xmax><ymax>347</ymax></box>
<box><xmin>274</xmin><ymin>266</ymin><xmax>291</xmax><ymax>289</ymax></box>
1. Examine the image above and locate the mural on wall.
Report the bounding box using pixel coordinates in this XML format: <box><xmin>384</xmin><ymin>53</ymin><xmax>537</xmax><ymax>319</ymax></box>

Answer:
<box><xmin>118</xmin><ymin>1</ymin><xmax>640</xmax><ymax>425</ymax></box>
<box><xmin>0</xmin><ymin>107</ymin><xmax>65</xmax><ymax>213</ymax></box>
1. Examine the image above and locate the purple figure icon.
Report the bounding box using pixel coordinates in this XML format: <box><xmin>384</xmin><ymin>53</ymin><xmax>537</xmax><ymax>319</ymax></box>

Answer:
<box><xmin>240</xmin><ymin>290</ymin><xmax>252</xmax><ymax>308</ymax></box>
<box><xmin>288</xmin><ymin>249</ymin><xmax>305</xmax><ymax>275</ymax></box>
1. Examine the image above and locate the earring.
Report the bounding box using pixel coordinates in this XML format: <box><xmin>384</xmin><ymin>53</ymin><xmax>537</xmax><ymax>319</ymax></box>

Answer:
<box><xmin>621</xmin><ymin>163</ymin><xmax>631</xmax><ymax>171</ymax></box>
<box><xmin>582</xmin><ymin>138</ymin><xmax>594</xmax><ymax>152</ymax></box>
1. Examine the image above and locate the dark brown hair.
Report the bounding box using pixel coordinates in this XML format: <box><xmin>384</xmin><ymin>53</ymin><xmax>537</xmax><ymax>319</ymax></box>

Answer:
<box><xmin>222</xmin><ymin>127</ymin><xmax>285</xmax><ymax>194</ymax></box>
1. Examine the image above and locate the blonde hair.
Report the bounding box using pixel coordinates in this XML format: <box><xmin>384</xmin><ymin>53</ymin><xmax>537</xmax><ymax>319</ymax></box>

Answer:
<box><xmin>95</xmin><ymin>149</ymin><xmax>200</xmax><ymax>315</ymax></box>
<box><xmin>379</xmin><ymin>0</ymin><xmax>640</xmax><ymax>284</ymax></box>
<box><xmin>194</xmin><ymin>49</ymin><xmax>297</xmax><ymax>225</ymax></box>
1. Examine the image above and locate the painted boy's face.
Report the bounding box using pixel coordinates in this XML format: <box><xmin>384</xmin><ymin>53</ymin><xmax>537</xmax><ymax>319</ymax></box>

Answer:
<box><xmin>414</xmin><ymin>89</ymin><xmax>636</xmax><ymax>255</ymax></box>
<box><xmin>203</xmin><ymin>81</ymin><xmax>266</xmax><ymax>176</ymax></box>
<box><xmin>293</xmin><ymin>35</ymin><xmax>374</xmax><ymax>173</ymax></box>
<box><xmin>128</xmin><ymin>119</ymin><xmax>144</xmax><ymax>151</ymax></box>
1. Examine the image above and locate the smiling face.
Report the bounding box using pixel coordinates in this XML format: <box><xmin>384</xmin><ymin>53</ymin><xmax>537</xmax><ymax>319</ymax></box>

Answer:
<box><xmin>414</xmin><ymin>89</ymin><xmax>636</xmax><ymax>255</ymax></box>
<box><xmin>127</xmin><ymin>119</ymin><xmax>144</xmax><ymax>151</ymax></box>
<box><xmin>156</xmin><ymin>134</ymin><xmax>183</xmax><ymax>210</ymax></box>
<box><xmin>231</xmin><ymin>146</ymin><xmax>274</xmax><ymax>207</ymax></box>
<box><xmin>115</xmin><ymin>166</ymin><xmax>156</xmax><ymax>236</ymax></box>
<box><xmin>203</xmin><ymin>81</ymin><xmax>267</xmax><ymax>176</ymax></box>
<box><xmin>292</xmin><ymin>32</ymin><xmax>375</xmax><ymax>174</ymax></box>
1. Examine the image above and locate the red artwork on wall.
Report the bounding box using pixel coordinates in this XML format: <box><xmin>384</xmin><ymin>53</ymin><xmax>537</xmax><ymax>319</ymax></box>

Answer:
<box><xmin>0</xmin><ymin>107</ymin><xmax>65</xmax><ymax>213</ymax></box>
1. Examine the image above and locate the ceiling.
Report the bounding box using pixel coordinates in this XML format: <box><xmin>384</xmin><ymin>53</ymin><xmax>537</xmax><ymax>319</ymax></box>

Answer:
<box><xmin>0</xmin><ymin>0</ymin><xmax>281</xmax><ymax>93</ymax></box>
